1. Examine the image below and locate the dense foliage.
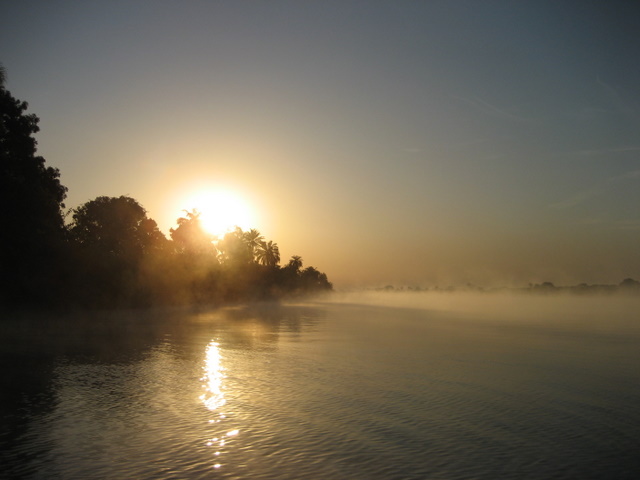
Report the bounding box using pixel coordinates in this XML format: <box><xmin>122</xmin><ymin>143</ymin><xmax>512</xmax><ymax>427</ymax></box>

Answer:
<box><xmin>0</xmin><ymin>68</ymin><xmax>332</xmax><ymax>310</ymax></box>
<box><xmin>0</xmin><ymin>70</ymin><xmax>69</xmax><ymax>306</ymax></box>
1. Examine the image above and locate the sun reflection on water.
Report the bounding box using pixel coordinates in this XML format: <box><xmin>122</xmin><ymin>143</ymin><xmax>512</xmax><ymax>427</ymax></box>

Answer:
<box><xmin>200</xmin><ymin>341</ymin><xmax>226</xmax><ymax>411</ymax></box>
<box><xmin>200</xmin><ymin>340</ymin><xmax>239</xmax><ymax>471</ymax></box>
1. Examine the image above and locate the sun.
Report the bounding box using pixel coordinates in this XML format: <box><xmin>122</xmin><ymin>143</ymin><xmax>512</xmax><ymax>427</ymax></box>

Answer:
<box><xmin>186</xmin><ymin>188</ymin><xmax>256</xmax><ymax>238</ymax></box>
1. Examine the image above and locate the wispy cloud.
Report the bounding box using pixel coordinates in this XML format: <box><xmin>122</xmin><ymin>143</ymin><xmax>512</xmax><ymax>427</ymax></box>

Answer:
<box><xmin>596</xmin><ymin>77</ymin><xmax>639</xmax><ymax>122</ymax></box>
<box><xmin>558</xmin><ymin>145</ymin><xmax>640</xmax><ymax>158</ymax></box>
<box><xmin>614</xmin><ymin>219</ymin><xmax>640</xmax><ymax>231</ymax></box>
<box><xmin>621</xmin><ymin>169</ymin><xmax>640</xmax><ymax>180</ymax></box>
<box><xmin>451</xmin><ymin>95</ymin><xmax>531</xmax><ymax>122</ymax></box>
<box><xmin>572</xmin><ymin>216</ymin><xmax>640</xmax><ymax>230</ymax></box>
<box><xmin>575</xmin><ymin>217</ymin><xmax>604</xmax><ymax>226</ymax></box>
<box><xmin>550</xmin><ymin>169</ymin><xmax>640</xmax><ymax>209</ymax></box>
<box><xmin>549</xmin><ymin>186</ymin><xmax>604</xmax><ymax>209</ymax></box>
<box><xmin>565</xmin><ymin>106</ymin><xmax>610</xmax><ymax>121</ymax></box>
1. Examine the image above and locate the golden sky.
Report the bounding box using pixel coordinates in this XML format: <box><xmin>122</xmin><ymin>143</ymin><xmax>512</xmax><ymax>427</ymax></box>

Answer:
<box><xmin>1</xmin><ymin>1</ymin><xmax>639</xmax><ymax>287</ymax></box>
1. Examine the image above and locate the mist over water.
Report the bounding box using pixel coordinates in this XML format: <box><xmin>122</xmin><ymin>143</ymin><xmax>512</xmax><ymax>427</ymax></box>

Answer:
<box><xmin>2</xmin><ymin>293</ymin><xmax>640</xmax><ymax>479</ymax></box>
<box><xmin>330</xmin><ymin>289</ymin><xmax>640</xmax><ymax>329</ymax></box>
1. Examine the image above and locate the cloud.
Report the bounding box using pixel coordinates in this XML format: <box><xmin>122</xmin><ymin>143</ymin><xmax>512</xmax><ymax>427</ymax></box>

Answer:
<box><xmin>559</xmin><ymin>145</ymin><xmax>640</xmax><ymax>158</ymax></box>
<box><xmin>566</xmin><ymin>106</ymin><xmax>610</xmax><ymax>121</ymax></box>
<box><xmin>621</xmin><ymin>169</ymin><xmax>640</xmax><ymax>179</ymax></box>
<box><xmin>596</xmin><ymin>77</ymin><xmax>639</xmax><ymax>122</ymax></box>
<box><xmin>575</xmin><ymin>217</ymin><xmax>604</xmax><ymax>226</ymax></box>
<box><xmin>549</xmin><ymin>186</ymin><xmax>604</xmax><ymax>209</ymax></box>
<box><xmin>550</xmin><ymin>169</ymin><xmax>640</xmax><ymax>209</ymax></box>
<box><xmin>572</xmin><ymin>216</ymin><xmax>640</xmax><ymax>231</ymax></box>
<box><xmin>615</xmin><ymin>219</ymin><xmax>640</xmax><ymax>231</ymax></box>
<box><xmin>451</xmin><ymin>95</ymin><xmax>531</xmax><ymax>122</ymax></box>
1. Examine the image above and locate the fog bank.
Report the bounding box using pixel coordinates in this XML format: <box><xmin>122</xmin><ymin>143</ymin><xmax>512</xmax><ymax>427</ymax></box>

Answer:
<box><xmin>322</xmin><ymin>290</ymin><xmax>640</xmax><ymax>330</ymax></box>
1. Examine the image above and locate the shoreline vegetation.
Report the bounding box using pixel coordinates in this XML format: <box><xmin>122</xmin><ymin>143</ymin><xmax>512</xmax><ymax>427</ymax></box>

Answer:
<box><xmin>2</xmin><ymin>65</ymin><xmax>636</xmax><ymax>311</ymax></box>
<box><xmin>372</xmin><ymin>278</ymin><xmax>640</xmax><ymax>296</ymax></box>
<box><xmin>0</xmin><ymin>65</ymin><xmax>331</xmax><ymax>311</ymax></box>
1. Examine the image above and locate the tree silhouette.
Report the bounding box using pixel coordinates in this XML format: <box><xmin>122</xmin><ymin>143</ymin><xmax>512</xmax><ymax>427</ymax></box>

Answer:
<box><xmin>66</xmin><ymin>196</ymin><xmax>169</xmax><ymax>307</ymax></box>
<box><xmin>69</xmin><ymin>196</ymin><xmax>166</xmax><ymax>260</ymax></box>
<box><xmin>243</xmin><ymin>228</ymin><xmax>264</xmax><ymax>261</ymax></box>
<box><xmin>256</xmin><ymin>240</ymin><xmax>280</xmax><ymax>267</ymax></box>
<box><xmin>300</xmin><ymin>266</ymin><xmax>333</xmax><ymax>291</ymax></box>
<box><xmin>216</xmin><ymin>227</ymin><xmax>252</xmax><ymax>266</ymax></box>
<box><xmin>170</xmin><ymin>209</ymin><xmax>216</xmax><ymax>256</ymax></box>
<box><xmin>0</xmin><ymin>63</ymin><xmax>334</xmax><ymax>309</ymax></box>
<box><xmin>285</xmin><ymin>255</ymin><xmax>303</xmax><ymax>273</ymax></box>
<box><xmin>619</xmin><ymin>278</ymin><xmax>640</xmax><ymax>292</ymax></box>
<box><xmin>0</xmin><ymin>66</ymin><xmax>69</xmax><ymax>305</ymax></box>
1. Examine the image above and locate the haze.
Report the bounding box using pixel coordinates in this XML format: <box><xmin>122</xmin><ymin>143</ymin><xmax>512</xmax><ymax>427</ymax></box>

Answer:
<box><xmin>1</xmin><ymin>1</ymin><xmax>638</xmax><ymax>287</ymax></box>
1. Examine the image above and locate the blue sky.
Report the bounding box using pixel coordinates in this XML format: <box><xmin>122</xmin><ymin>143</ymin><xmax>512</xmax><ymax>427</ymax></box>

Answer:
<box><xmin>1</xmin><ymin>1</ymin><xmax>639</xmax><ymax>286</ymax></box>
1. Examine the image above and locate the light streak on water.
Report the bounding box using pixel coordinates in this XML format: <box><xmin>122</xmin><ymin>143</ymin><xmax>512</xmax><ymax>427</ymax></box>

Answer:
<box><xmin>200</xmin><ymin>341</ymin><xmax>226</xmax><ymax>411</ymax></box>
<box><xmin>199</xmin><ymin>340</ymin><xmax>240</xmax><ymax>470</ymax></box>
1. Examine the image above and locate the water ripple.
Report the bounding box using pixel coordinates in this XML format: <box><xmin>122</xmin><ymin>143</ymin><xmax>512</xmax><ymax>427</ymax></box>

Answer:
<box><xmin>3</xmin><ymin>303</ymin><xmax>640</xmax><ymax>479</ymax></box>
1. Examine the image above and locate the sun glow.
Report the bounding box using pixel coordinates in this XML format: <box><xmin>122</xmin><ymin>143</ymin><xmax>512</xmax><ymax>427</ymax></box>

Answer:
<box><xmin>185</xmin><ymin>188</ymin><xmax>256</xmax><ymax>237</ymax></box>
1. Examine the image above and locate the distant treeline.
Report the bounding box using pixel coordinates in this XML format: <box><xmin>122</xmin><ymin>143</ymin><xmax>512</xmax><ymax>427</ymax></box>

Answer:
<box><xmin>0</xmin><ymin>65</ymin><xmax>331</xmax><ymax>310</ymax></box>
<box><xmin>522</xmin><ymin>279</ymin><xmax>640</xmax><ymax>295</ymax></box>
<box><xmin>376</xmin><ymin>278</ymin><xmax>640</xmax><ymax>295</ymax></box>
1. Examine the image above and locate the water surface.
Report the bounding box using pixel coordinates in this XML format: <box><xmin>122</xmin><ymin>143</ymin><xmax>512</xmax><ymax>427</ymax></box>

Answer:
<box><xmin>2</xmin><ymin>295</ymin><xmax>640</xmax><ymax>479</ymax></box>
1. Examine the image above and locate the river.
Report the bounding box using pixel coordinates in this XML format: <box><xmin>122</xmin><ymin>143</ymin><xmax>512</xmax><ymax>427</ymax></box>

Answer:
<box><xmin>2</xmin><ymin>293</ymin><xmax>640</xmax><ymax>479</ymax></box>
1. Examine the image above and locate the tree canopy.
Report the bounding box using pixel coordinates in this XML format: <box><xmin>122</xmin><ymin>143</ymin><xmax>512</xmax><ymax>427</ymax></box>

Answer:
<box><xmin>0</xmin><ymin>64</ymin><xmax>332</xmax><ymax>309</ymax></box>
<box><xmin>69</xmin><ymin>195</ymin><xmax>167</xmax><ymax>260</ymax></box>
<box><xmin>169</xmin><ymin>209</ymin><xmax>215</xmax><ymax>256</ymax></box>
<box><xmin>0</xmin><ymin>69</ymin><xmax>68</xmax><ymax>305</ymax></box>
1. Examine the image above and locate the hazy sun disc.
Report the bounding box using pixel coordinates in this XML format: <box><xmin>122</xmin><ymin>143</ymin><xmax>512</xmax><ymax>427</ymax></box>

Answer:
<box><xmin>188</xmin><ymin>189</ymin><xmax>255</xmax><ymax>237</ymax></box>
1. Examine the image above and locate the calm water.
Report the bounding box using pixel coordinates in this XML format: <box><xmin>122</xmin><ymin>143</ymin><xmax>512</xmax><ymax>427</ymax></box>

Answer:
<box><xmin>2</xmin><ymin>294</ymin><xmax>640</xmax><ymax>479</ymax></box>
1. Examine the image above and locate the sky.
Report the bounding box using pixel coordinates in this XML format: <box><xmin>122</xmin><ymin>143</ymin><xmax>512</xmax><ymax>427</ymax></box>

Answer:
<box><xmin>1</xmin><ymin>1</ymin><xmax>639</xmax><ymax>288</ymax></box>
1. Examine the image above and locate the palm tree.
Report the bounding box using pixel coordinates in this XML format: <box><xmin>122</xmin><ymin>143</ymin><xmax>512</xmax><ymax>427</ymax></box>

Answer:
<box><xmin>256</xmin><ymin>240</ymin><xmax>280</xmax><ymax>267</ymax></box>
<box><xmin>217</xmin><ymin>227</ymin><xmax>253</xmax><ymax>265</ymax></box>
<box><xmin>170</xmin><ymin>209</ymin><xmax>215</xmax><ymax>255</ymax></box>
<box><xmin>286</xmin><ymin>255</ymin><xmax>303</xmax><ymax>274</ymax></box>
<box><xmin>243</xmin><ymin>228</ymin><xmax>264</xmax><ymax>262</ymax></box>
